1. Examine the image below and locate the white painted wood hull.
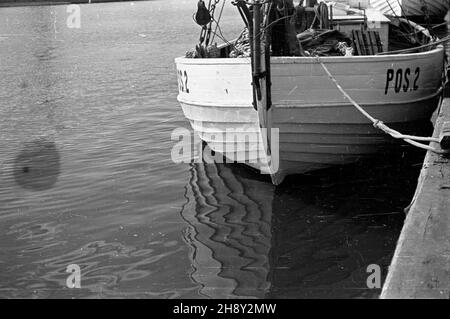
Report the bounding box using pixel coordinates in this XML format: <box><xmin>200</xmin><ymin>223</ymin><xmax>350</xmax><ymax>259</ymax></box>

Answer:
<box><xmin>370</xmin><ymin>0</ymin><xmax>449</xmax><ymax>19</ymax></box>
<box><xmin>175</xmin><ymin>46</ymin><xmax>445</xmax><ymax>184</ymax></box>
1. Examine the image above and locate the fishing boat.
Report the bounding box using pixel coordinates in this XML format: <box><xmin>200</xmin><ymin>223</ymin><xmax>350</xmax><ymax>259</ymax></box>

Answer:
<box><xmin>175</xmin><ymin>0</ymin><xmax>447</xmax><ymax>185</ymax></box>
<box><xmin>370</xmin><ymin>0</ymin><xmax>449</xmax><ymax>21</ymax></box>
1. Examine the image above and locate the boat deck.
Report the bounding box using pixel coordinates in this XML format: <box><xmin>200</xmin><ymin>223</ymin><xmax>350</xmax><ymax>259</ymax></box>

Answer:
<box><xmin>381</xmin><ymin>94</ymin><xmax>450</xmax><ymax>299</ymax></box>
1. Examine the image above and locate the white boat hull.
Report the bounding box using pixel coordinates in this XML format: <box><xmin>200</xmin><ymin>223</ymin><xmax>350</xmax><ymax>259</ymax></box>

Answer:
<box><xmin>175</xmin><ymin>46</ymin><xmax>445</xmax><ymax>184</ymax></box>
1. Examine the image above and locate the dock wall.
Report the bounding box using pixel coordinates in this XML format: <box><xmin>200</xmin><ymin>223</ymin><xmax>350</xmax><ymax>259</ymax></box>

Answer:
<box><xmin>381</xmin><ymin>97</ymin><xmax>450</xmax><ymax>299</ymax></box>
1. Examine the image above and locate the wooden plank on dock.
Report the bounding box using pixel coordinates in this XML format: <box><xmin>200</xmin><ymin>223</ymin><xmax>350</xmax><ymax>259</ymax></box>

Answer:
<box><xmin>381</xmin><ymin>98</ymin><xmax>450</xmax><ymax>299</ymax></box>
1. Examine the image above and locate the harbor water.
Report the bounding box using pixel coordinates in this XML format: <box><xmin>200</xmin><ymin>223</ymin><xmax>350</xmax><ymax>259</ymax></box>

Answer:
<box><xmin>0</xmin><ymin>0</ymin><xmax>448</xmax><ymax>298</ymax></box>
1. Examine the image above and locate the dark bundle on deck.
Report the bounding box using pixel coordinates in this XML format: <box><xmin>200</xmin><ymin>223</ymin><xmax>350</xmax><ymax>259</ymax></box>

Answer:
<box><xmin>229</xmin><ymin>29</ymin><xmax>251</xmax><ymax>58</ymax></box>
<box><xmin>270</xmin><ymin>0</ymin><xmax>302</xmax><ymax>56</ymax></box>
<box><xmin>298</xmin><ymin>29</ymin><xmax>353</xmax><ymax>56</ymax></box>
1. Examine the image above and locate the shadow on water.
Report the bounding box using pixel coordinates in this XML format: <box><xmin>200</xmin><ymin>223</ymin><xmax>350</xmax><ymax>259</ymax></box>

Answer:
<box><xmin>13</xmin><ymin>138</ymin><xmax>60</xmax><ymax>191</ymax></box>
<box><xmin>180</xmin><ymin>146</ymin><xmax>427</xmax><ymax>298</ymax></box>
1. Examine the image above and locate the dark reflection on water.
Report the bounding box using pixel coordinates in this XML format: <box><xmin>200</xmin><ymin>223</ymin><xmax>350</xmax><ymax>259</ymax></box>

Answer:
<box><xmin>181</xmin><ymin>159</ymin><xmax>273</xmax><ymax>299</ymax></box>
<box><xmin>180</xmin><ymin>146</ymin><xmax>427</xmax><ymax>298</ymax></box>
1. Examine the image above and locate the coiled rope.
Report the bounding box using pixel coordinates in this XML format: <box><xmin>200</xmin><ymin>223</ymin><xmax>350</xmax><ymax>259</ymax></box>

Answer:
<box><xmin>315</xmin><ymin>55</ymin><xmax>449</xmax><ymax>154</ymax></box>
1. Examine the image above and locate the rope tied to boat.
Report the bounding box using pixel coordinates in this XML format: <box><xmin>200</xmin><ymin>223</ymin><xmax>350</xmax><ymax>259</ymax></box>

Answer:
<box><xmin>314</xmin><ymin>55</ymin><xmax>449</xmax><ymax>155</ymax></box>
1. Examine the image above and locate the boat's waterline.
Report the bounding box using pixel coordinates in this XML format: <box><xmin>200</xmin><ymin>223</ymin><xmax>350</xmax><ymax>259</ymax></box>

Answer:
<box><xmin>175</xmin><ymin>46</ymin><xmax>446</xmax><ymax>185</ymax></box>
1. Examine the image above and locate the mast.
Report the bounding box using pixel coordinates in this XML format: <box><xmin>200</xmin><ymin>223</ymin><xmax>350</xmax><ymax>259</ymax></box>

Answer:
<box><xmin>251</xmin><ymin>0</ymin><xmax>273</xmax><ymax>174</ymax></box>
<box><xmin>253</xmin><ymin>1</ymin><xmax>262</xmax><ymax>81</ymax></box>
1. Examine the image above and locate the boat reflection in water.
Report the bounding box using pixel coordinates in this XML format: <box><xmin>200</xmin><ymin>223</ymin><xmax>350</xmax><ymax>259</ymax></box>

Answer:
<box><xmin>180</xmin><ymin>147</ymin><xmax>423</xmax><ymax>298</ymax></box>
<box><xmin>181</xmin><ymin>152</ymin><xmax>273</xmax><ymax>299</ymax></box>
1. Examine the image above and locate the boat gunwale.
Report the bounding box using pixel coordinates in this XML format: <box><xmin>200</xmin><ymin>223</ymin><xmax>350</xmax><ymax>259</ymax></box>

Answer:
<box><xmin>174</xmin><ymin>45</ymin><xmax>444</xmax><ymax>65</ymax></box>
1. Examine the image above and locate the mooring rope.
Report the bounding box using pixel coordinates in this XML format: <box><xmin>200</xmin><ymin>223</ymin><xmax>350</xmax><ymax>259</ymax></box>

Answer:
<box><xmin>315</xmin><ymin>56</ymin><xmax>448</xmax><ymax>154</ymax></box>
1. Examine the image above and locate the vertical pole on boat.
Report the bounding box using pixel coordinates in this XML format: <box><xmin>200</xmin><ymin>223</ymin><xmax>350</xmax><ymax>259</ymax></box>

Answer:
<box><xmin>253</xmin><ymin>1</ymin><xmax>262</xmax><ymax>79</ymax></box>
<box><xmin>251</xmin><ymin>0</ymin><xmax>273</xmax><ymax>170</ymax></box>
<box><xmin>263</xmin><ymin>2</ymin><xmax>272</xmax><ymax>112</ymax></box>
